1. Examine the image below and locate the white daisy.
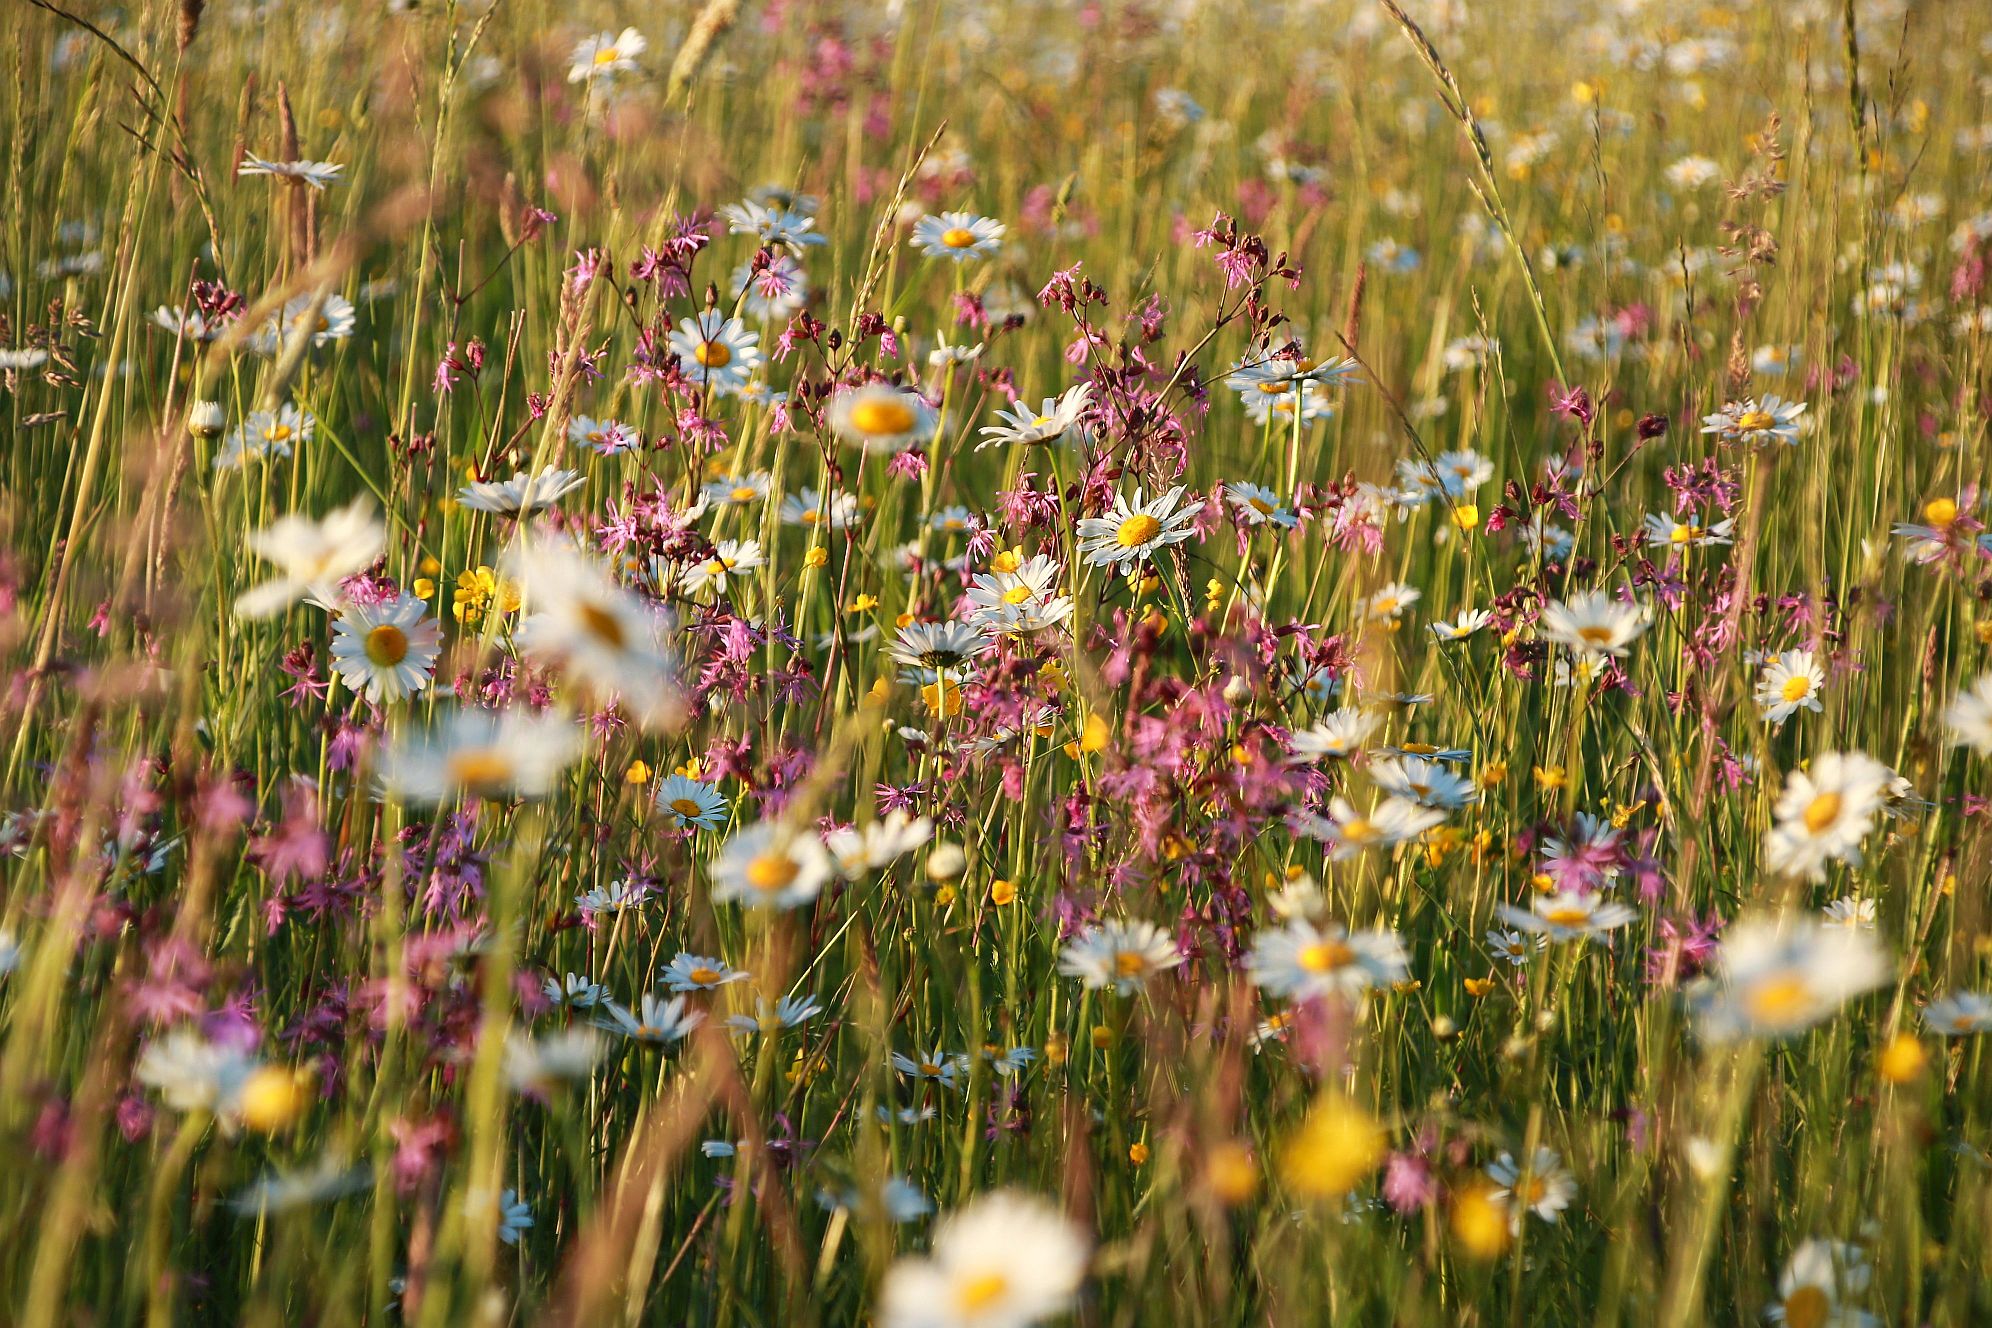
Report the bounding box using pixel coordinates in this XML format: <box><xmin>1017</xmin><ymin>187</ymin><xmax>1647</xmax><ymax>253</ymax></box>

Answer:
<box><xmin>656</xmin><ymin>774</ymin><xmax>729</xmax><ymax>831</ymax></box>
<box><xmin>380</xmin><ymin>707</ymin><xmax>584</xmax><ymax>805</ymax></box>
<box><xmin>1075</xmin><ymin>486</ymin><xmax>1205</xmax><ymax>573</ymax></box>
<box><xmin>234</xmin><ymin>499</ymin><xmax>385</xmax><ymax>619</ymax></box>
<box><xmin>1755</xmin><ymin>649</ymin><xmax>1826</xmax><ymax>725</ymax></box>
<box><xmin>877</xmin><ymin>1191</ymin><xmax>1088</xmax><ymax>1328</ymax></box>
<box><xmin>1247</xmin><ymin>918</ymin><xmax>1409</xmax><ymax>1001</ymax></box>
<box><xmin>976</xmin><ymin>384</ymin><xmax>1093</xmax><ymax>450</ymax></box>
<box><xmin>911</xmin><ymin>211</ymin><xmax>1006</xmax><ymax>262</ymax></box>
<box><xmin>1691</xmin><ymin>914</ymin><xmax>1891</xmax><ymax>1042</ymax></box>
<box><xmin>1057</xmin><ymin>919</ymin><xmax>1184</xmax><ymax>995</ymax></box>
<box><xmin>828</xmin><ymin>384</ymin><xmax>938</xmax><ymax>454</ymax></box>
<box><xmin>710</xmin><ymin>823</ymin><xmax>833</xmax><ymax>910</ymax></box>
<box><xmin>567</xmin><ymin>27</ymin><xmax>646</xmax><ymax>82</ymax></box>
<box><xmin>668</xmin><ymin>312</ymin><xmax>762</xmax><ymax>395</ymax></box>
<box><xmin>329</xmin><ymin>593</ymin><xmax>441</xmax><ymax>703</ymax></box>
<box><xmin>457</xmin><ymin>467</ymin><xmax>586</xmax><ymax>517</ymax></box>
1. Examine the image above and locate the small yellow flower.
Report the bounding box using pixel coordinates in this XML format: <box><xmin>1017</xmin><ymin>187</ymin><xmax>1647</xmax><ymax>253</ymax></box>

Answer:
<box><xmin>1450</xmin><ymin>503</ymin><xmax>1480</xmax><ymax>531</ymax></box>
<box><xmin>989</xmin><ymin>547</ymin><xmax>1024</xmax><ymax>574</ymax></box>
<box><xmin>1450</xmin><ymin>1181</ymin><xmax>1512</xmax><ymax>1258</ymax></box>
<box><xmin>1878</xmin><ymin>1032</ymin><xmax>1928</xmax><ymax>1084</ymax></box>
<box><xmin>1091</xmin><ymin>1024</ymin><xmax>1115</xmax><ymax>1050</ymax></box>
<box><xmin>989</xmin><ymin>879</ymin><xmax>1018</xmax><ymax>906</ymax></box>
<box><xmin>934</xmin><ymin>883</ymin><xmax>958</xmax><ymax>906</ymax></box>
<box><xmin>412</xmin><ymin>577</ymin><xmax>436</xmax><ymax>599</ymax></box>
<box><xmin>894</xmin><ymin>611</ymin><xmax>916</xmax><ymax>629</ymax></box>
<box><xmin>1533</xmin><ymin>765</ymin><xmax>1568</xmax><ymax>792</ymax></box>
<box><xmin>922</xmin><ymin>679</ymin><xmax>962</xmax><ymax>718</ymax></box>
<box><xmin>1043</xmin><ymin>1033</ymin><xmax>1069</xmax><ymax>1066</ymax></box>
<box><xmin>1205</xmin><ymin>1140</ymin><xmax>1260</xmax><ymax>1205</ymax></box>
<box><xmin>418</xmin><ymin>554</ymin><xmax>441</xmax><ymax>576</ymax></box>
<box><xmin>849</xmin><ymin>594</ymin><xmax>879</xmax><ymax>613</ymax></box>
<box><xmin>804</xmin><ymin>545</ymin><xmax>829</xmax><ymax>569</ymax></box>
<box><xmin>1280</xmin><ymin>1095</ymin><xmax>1385</xmax><ymax>1200</ymax></box>
<box><xmin>1080</xmin><ymin>713</ymin><xmax>1111</xmax><ymax>754</ymax></box>
<box><xmin>1128</xmin><ymin>1141</ymin><xmax>1150</xmax><ymax>1166</ymax></box>
<box><xmin>1464</xmin><ymin>976</ymin><xmax>1495</xmax><ymax>998</ymax></box>
<box><xmin>1479</xmin><ymin>761</ymin><xmax>1508</xmax><ymax>788</ymax></box>
<box><xmin>674</xmin><ymin>757</ymin><xmax>707</xmax><ymax>780</ymax></box>
<box><xmin>237</xmin><ymin>1066</ymin><xmax>310</xmax><ymax>1133</ymax></box>
<box><xmin>866</xmin><ymin>678</ymin><xmax>893</xmax><ymax>707</ymax></box>
<box><xmin>624</xmin><ymin>760</ymin><xmax>652</xmax><ymax>786</ymax></box>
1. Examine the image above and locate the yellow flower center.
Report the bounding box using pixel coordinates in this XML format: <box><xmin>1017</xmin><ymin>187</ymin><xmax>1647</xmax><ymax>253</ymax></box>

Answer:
<box><xmin>1339</xmin><ymin>818</ymin><xmax>1380</xmax><ymax>845</ymax></box>
<box><xmin>1542</xmin><ymin>906</ymin><xmax>1592</xmax><ymax>928</ymax></box>
<box><xmin>1115</xmin><ymin>514</ymin><xmax>1163</xmax><ymax>547</ymax></box>
<box><xmin>1255</xmin><ymin>380</ymin><xmax>1291</xmax><ymax>395</ymax></box>
<box><xmin>1001</xmin><ymin>584</ymin><xmax>1034</xmax><ymax>605</ymax></box>
<box><xmin>669</xmin><ymin>797</ymin><xmax>705</xmax><ymax>818</ymax></box>
<box><xmin>1744</xmin><ymin>973</ymin><xmax>1814</xmax><ymax>1025</ymax></box>
<box><xmin>745</xmin><ymin>852</ymin><xmax>799</xmax><ymax>893</ymax></box>
<box><xmin>730</xmin><ymin>485</ymin><xmax>758</xmax><ymax>502</ymax></box>
<box><xmin>363</xmin><ymin>623</ymin><xmax>409</xmax><ymax>667</ymax></box>
<box><xmin>694</xmin><ymin>339</ymin><xmax>732</xmax><ymax>368</ymax></box>
<box><xmin>264</xmin><ymin>423</ymin><xmax>293</xmax><ymax>443</ymax></box>
<box><xmin>1782</xmin><ymin>1287</ymin><xmax>1829</xmax><ymax>1328</ymax></box>
<box><xmin>446</xmin><ymin>748</ymin><xmax>514</xmax><ymax>792</ymax></box>
<box><xmin>1249</xmin><ymin>497</ymin><xmax>1275</xmax><ymax>514</ymax></box>
<box><xmin>1114</xmin><ymin>950</ymin><xmax>1148</xmax><ymax>977</ymax></box>
<box><xmin>955</xmin><ymin>1272</ymin><xmax>1008</xmax><ymax>1311</ymax></box>
<box><xmin>1670</xmin><ymin>524</ymin><xmax>1694</xmax><ymax>544</ymax></box>
<box><xmin>579</xmin><ymin>601</ymin><xmax>627</xmax><ymax>650</ymax></box>
<box><xmin>1735</xmin><ymin>409</ymin><xmax>1774</xmax><ymax>432</ymax></box>
<box><xmin>1299</xmin><ymin>938</ymin><xmax>1356</xmax><ymax>972</ymax></box>
<box><xmin>687</xmin><ymin>966</ymin><xmax>722</xmax><ymax>985</ymax></box>
<box><xmin>1923</xmin><ymin>496</ymin><xmax>1959</xmax><ymax>528</ymax></box>
<box><xmin>848</xmin><ymin>396</ymin><xmax>916</xmax><ymax>436</ymax></box>
<box><xmin>1780</xmin><ymin>675</ymin><xmax>1813</xmax><ymax>703</ymax></box>
<box><xmin>593</xmin><ymin>45</ymin><xmax>620</xmax><ymax>65</ymax></box>
<box><xmin>1577</xmin><ymin>625</ymin><xmax>1618</xmax><ymax>646</ymax></box>
<box><xmin>1802</xmin><ymin>792</ymin><xmax>1842</xmax><ymax>834</ymax></box>
<box><xmin>939</xmin><ymin>226</ymin><xmax>978</xmax><ymax>249</ymax></box>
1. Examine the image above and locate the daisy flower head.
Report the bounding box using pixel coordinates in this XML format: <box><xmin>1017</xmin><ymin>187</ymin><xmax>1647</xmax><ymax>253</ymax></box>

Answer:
<box><xmin>234</xmin><ymin>498</ymin><xmax>386</xmax><ymax>619</ymax></box>
<box><xmin>1923</xmin><ymin>991</ymin><xmax>1992</xmax><ymax>1036</ymax></box>
<box><xmin>780</xmin><ymin>486</ymin><xmax>860</xmax><ymax>531</ymax></box>
<box><xmin>1487</xmin><ymin>927</ymin><xmax>1544</xmax><ymax>967</ymax></box>
<box><xmin>661</xmin><ymin>953</ymin><xmax>749</xmax><ymax>993</ymax></box>
<box><xmin>568</xmin><ymin>27</ymin><xmax>646</xmax><ymax>83</ymax></box>
<box><xmin>1691</xmin><ymin>914</ymin><xmax>1891</xmax><ymax>1042</ymax></box>
<box><xmin>1485</xmin><ymin>1148</ymin><xmax>1576</xmax><ymax>1229</ymax></box>
<box><xmin>1363</xmin><ymin>582</ymin><xmax>1421</xmax><ymax>624</ymax></box>
<box><xmin>1762</xmin><ymin>751</ymin><xmax>1892</xmax><ymax>881</ymax></box>
<box><xmin>1641</xmin><ymin>512</ymin><xmax>1735</xmax><ymax>549</ymax></box>
<box><xmin>506</xmin><ymin>538</ymin><xmax>680</xmax><ymax>728</ymax></box>
<box><xmin>1701</xmin><ymin>395</ymin><xmax>1807</xmax><ymax>447</ymax></box>
<box><xmin>1497</xmin><ymin>890</ymin><xmax>1637</xmax><ymax>944</ymax></box>
<box><xmin>888</xmin><ymin>620</ymin><xmax>992</xmax><ymax>678</ymax></box>
<box><xmin>656</xmin><ymin>773</ymin><xmax>728</xmax><ymax>831</ymax></box>
<box><xmin>1057</xmin><ymin>919</ymin><xmax>1185</xmax><ymax>995</ymax></box>
<box><xmin>976</xmin><ymin>383</ymin><xmax>1092</xmax><ymax>450</ymax></box>
<box><xmin>876</xmin><ymin>1190</ymin><xmax>1088</xmax><ymax>1328</ymax></box>
<box><xmin>702</xmin><ymin>470</ymin><xmax>772</xmax><ymax>509</ymax></box>
<box><xmin>255</xmin><ymin>292</ymin><xmax>356</xmax><ymax>354</ymax></box>
<box><xmin>824</xmin><ymin>810</ymin><xmax>935</xmax><ymax>877</ymax></box>
<box><xmin>237</xmin><ymin>155</ymin><xmax>344</xmax><ymax>189</ymax></box>
<box><xmin>1224</xmin><ymin>480</ymin><xmax>1299</xmax><ymax>528</ymax></box>
<box><xmin>1076</xmin><ymin>486</ymin><xmax>1205</xmax><ymax>573</ymax></box>
<box><xmin>720</xmin><ymin>198</ymin><xmax>828</xmax><ymax>252</ymax></box>
<box><xmin>1945</xmin><ymin>675</ymin><xmax>1992</xmax><ymax>754</ymax></box>
<box><xmin>600</xmin><ymin>992</ymin><xmax>703</xmax><ymax>1045</ymax></box>
<box><xmin>1248</xmin><ymin>918</ymin><xmax>1409</xmax><ymax>1002</ymax></box>
<box><xmin>1540</xmin><ymin>590</ymin><xmax>1650</xmax><ymax>659</ymax></box>
<box><xmin>1241</xmin><ymin>378</ymin><xmax>1336</xmax><ymax>427</ymax></box>
<box><xmin>1430</xmin><ymin>608</ymin><xmax>1495</xmax><ymax>642</ymax></box>
<box><xmin>1287</xmin><ymin>709</ymin><xmax>1381</xmax><ymax>762</ymax></box>
<box><xmin>668</xmin><ymin>312</ymin><xmax>761</xmax><ymax>395</ymax></box>
<box><xmin>381</xmin><ymin>706</ymin><xmax>584</xmax><ymax>805</ymax></box>
<box><xmin>1368</xmin><ymin>755</ymin><xmax>1478</xmax><ymax>810</ymax></box>
<box><xmin>710</xmin><ymin>822</ymin><xmax>833</xmax><ymax>910</ymax></box>
<box><xmin>679</xmin><ymin>538</ymin><xmax>764</xmax><ymax>597</ymax></box>
<box><xmin>216</xmin><ymin>403</ymin><xmax>314</xmax><ymax>471</ymax></box>
<box><xmin>911</xmin><ymin>210</ymin><xmax>1006</xmax><ymax>262</ymax></box>
<box><xmin>329</xmin><ymin>593</ymin><xmax>442</xmax><ymax>703</ymax></box>
<box><xmin>1765</xmin><ymin>1240</ymin><xmax>1876</xmax><ymax>1328</ymax></box>
<box><xmin>828</xmin><ymin>384</ymin><xmax>938</xmax><ymax>454</ymax></box>
<box><xmin>964</xmin><ymin>555</ymin><xmax>1074</xmax><ymax>635</ymax></box>
<box><xmin>1292</xmin><ymin>795</ymin><xmax>1445</xmax><ymax>860</ymax></box>
<box><xmin>1755</xmin><ymin>649</ymin><xmax>1826</xmax><ymax>726</ymax></box>
<box><xmin>457</xmin><ymin>466</ymin><xmax>586</xmax><ymax>517</ymax></box>
<box><xmin>567</xmin><ymin>415</ymin><xmax>641</xmax><ymax>456</ymax></box>
<box><xmin>731</xmin><ymin>252</ymin><xmax>809</xmax><ymax>319</ymax></box>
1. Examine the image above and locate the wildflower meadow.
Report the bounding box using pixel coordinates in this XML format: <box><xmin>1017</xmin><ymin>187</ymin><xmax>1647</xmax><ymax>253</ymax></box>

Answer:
<box><xmin>5</xmin><ymin>0</ymin><xmax>1992</xmax><ymax>1323</ymax></box>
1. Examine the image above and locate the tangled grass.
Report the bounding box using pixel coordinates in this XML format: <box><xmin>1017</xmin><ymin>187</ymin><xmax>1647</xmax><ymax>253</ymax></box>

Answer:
<box><xmin>2</xmin><ymin>0</ymin><xmax>1990</xmax><ymax>1324</ymax></box>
